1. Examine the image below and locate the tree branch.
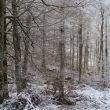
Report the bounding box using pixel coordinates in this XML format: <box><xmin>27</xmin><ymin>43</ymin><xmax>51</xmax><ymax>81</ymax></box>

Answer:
<box><xmin>40</xmin><ymin>0</ymin><xmax>85</xmax><ymax>8</ymax></box>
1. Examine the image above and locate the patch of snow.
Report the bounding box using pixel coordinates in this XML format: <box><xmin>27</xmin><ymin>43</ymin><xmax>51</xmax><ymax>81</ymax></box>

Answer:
<box><xmin>1</xmin><ymin>84</ymin><xmax>110</xmax><ymax>110</ymax></box>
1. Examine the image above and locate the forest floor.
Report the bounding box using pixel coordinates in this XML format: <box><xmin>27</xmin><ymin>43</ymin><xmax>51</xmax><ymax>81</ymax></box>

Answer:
<box><xmin>1</xmin><ymin>83</ymin><xmax>110</xmax><ymax>110</ymax></box>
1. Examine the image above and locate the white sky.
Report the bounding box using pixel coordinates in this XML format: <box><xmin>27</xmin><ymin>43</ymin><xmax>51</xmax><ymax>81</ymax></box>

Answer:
<box><xmin>105</xmin><ymin>0</ymin><xmax>110</xmax><ymax>5</ymax></box>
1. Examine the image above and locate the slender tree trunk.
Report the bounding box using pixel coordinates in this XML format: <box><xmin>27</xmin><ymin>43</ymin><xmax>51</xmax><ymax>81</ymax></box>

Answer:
<box><xmin>0</xmin><ymin>0</ymin><xmax>5</xmax><ymax>104</ymax></box>
<box><xmin>89</xmin><ymin>45</ymin><xmax>92</xmax><ymax>68</ymax></box>
<box><xmin>22</xmin><ymin>13</ymin><xmax>31</xmax><ymax>88</ymax></box>
<box><xmin>12</xmin><ymin>0</ymin><xmax>22</xmax><ymax>93</ymax></box>
<box><xmin>93</xmin><ymin>48</ymin><xmax>96</xmax><ymax>67</ymax></box>
<box><xmin>76</xmin><ymin>34</ymin><xmax>79</xmax><ymax>71</ymax></box>
<box><xmin>72</xmin><ymin>33</ymin><xmax>75</xmax><ymax>70</ymax></box>
<box><xmin>105</xmin><ymin>20</ymin><xmax>108</xmax><ymax>74</ymax></box>
<box><xmin>3</xmin><ymin>0</ymin><xmax>9</xmax><ymax>99</ymax></box>
<box><xmin>42</xmin><ymin>12</ymin><xmax>46</xmax><ymax>74</ymax></box>
<box><xmin>104</xmin><ymin>19</ymin><xmax>108</xmax><ymax>87</ymax></box>
<box><xmin>58</xmin><ymin>7</ymin><xmax>65</xmax><ymax>98</ymax></box>
<box><xmin>70</xmin><ymin>35</ymin><xmax>72</xmax><ymax>69</ymax></box>
<box><xmin>97</xmin><ymin>39</ymin><xmax>100</xmax><ymax>72</ymax></box>
<box><xmin>78</xmin><ymin>22</ymin><xmax>83</xmax><ymax>83</ymax></box>
<box><xmin>96</xmin><ymin>39</ymin><xmax>98</xmax><ymax>71</ymax></box>
<box><xmin>100</xmin><ymin>9</ymin><xmax>105</xmax><ymax>90</ymax></box>
<box><xmin>84</xmin><ymin>35</ymin><xmax>89</xmax><ymax>73</ymax></box>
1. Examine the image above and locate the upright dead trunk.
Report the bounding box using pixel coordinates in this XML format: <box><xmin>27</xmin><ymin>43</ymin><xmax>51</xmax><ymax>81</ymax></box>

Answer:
<box><xmin>12</xmin><ymin>0</ymin><xmax>22</xmax><ymax>93</ymax></box>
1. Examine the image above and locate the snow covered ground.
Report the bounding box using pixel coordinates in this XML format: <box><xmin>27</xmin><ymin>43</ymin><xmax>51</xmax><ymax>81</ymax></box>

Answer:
<box><xmin>1</xmin><ymin>84</ymin><xmax>110</xmax><ymax>110</ymax></box>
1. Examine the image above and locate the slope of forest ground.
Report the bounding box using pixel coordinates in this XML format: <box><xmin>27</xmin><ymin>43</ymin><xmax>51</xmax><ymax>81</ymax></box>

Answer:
<box><xmin>1</xmin><ymin>82</ymin><xmax>110</xmax><ymax>110</ymax></box>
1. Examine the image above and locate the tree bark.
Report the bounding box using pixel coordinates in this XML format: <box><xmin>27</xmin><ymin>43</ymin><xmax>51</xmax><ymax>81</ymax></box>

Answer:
<box><xmin>22</xmin><ymin>12</ymin><xmax>31</xmax><ymax>89</ymax></box>
<box><xmin>0</xmin><ymin>0</ymin><xmax>5</xmax><ymax>104</ymax></box>
<box><xmin>78</xmin><ymin>22</ymin><xmax>83</xmax><ymax>83</ymax></box>
<box><xmin>58</xmin><ymin>7</ymin><xmax>65</xmax><ymax>97</ymax></box>
<box><xmin>3</xmin><ymin>0</ymin><xmax>9</xmax><ymax>99</ymax></box>
<box><xmin>84</xmin><ymin>35</ymin><xmax>89</xmax><ymax>73</ymax></box>
<box><xmin>42</xmin><ymin>12</ymin><xmax>46</xmax><ymax>74</ymax></box>
<box><xmin>12</xmin><ymin>0</ymin><xmax>22</xmax><ymax>93</ymax></box>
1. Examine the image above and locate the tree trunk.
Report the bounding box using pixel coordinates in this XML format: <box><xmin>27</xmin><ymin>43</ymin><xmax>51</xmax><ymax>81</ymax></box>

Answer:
<box><xmin>3</xmin><ymin>0</ymin><xmax>9</xmax><ymax>99</ymax></box>
<box><xmin>58</xmin><ymin>7</ymin><xmax>65</xmax><ymax>98</ymax></box>
<box><xmin>105</xmin><ymin>20</ymin><xmax>108</xmax><ymax>74</ymax></box>
<box><xmin>104</xmin><ymin>19</ymin><xmax>108</xmax><ymax>87</ymax></box>
<box><xmin>100</xmin><ymin>8</ymin><xmax>104</xmax><ymax>90</ymax></box>
<box><xmin>12</xmin><ymin>0</ymin><xmax>22</xmax><ymax>93</ymax></box>
<box><xmin>22</xmin><ymin>12</ymin><xmax>31</xmax><ymax>89</ymax></box>
<box><xmin>72</xmin><ymin>34</ymin><xmax>75</xmax><ymax>70</ymax></box>
<box><xmin>42</xmin><ymin>12</ymin><xmax>46</xmax><ymax>74</ymax></box>
<box><xmin>84</xmin><ymin>34</ymin><xmax>89</xmax><ymax>73</ymax></box>
<box><xmin>78</xmin><ymin>22</ymin><xmax>83</xmax><ymax>83</ymax></box>
<box><xmin>0</xmin><ymin>0</ymin><xmax>5</xmax><ymax>104</ymax></box>
<box><xmin>76</xmin><ymin>34</ymin><xmax>79</xmax><ymax>71</ymax></box>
